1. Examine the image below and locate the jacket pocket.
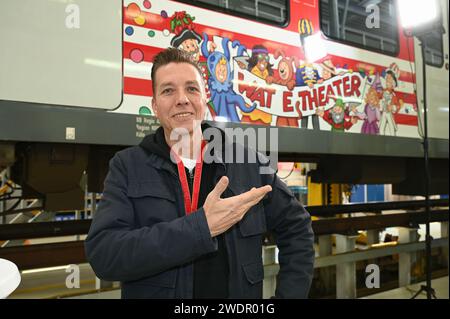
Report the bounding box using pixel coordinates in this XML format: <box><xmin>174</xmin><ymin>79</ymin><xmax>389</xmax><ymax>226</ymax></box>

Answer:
<box><xmin>242</xmin><ymin>261</ymin><xmax>264</xmax><ymax>285</ymax></box>
<box><xmin>135</xmin><ymin>269</ymin><xmax>177</xmax><ymax>288</ymax></box>
<box><xmin>127</xmin><ymin>181</ymin><xmax>175</xmax><ymax>202</ymax></box>
<box><xmin>121</xmin><ymin>269</ymin><xmax>177</xmax><ymax>299</ymax></box>
<box><xmin>239</xmin><ymin>203</ymin><xmax>267</xmax><ymax>237</ymax></box>
<box><xmin>127</xmin><ymin>181</ymin><xmax>178</xmax><ymax>224</ymax></box>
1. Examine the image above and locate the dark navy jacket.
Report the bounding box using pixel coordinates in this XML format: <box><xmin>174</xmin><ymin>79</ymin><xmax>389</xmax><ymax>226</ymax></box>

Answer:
<box><xmin>85</xmin><ymin>125</ymin><xmax>314</xmax><ymax>299</ymax></box>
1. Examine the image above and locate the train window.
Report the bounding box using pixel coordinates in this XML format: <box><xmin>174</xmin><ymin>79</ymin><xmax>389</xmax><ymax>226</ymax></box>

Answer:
<box><xmin>0</xmin><ymin>0</ymin><xmax>122</xmax><ymax>110</ymax></box>
<box><xmin>177</xmin><ymin>0</ymin><xmax>288</xmax><ymax>26</ymax></box>
<box><xmin>320</xmin><ymin>0</ymin><xmax>399</xmax><ymax>56</ymax></box>
<box><xmin>424</xmin><ymin>29</ymin><xmax>444</xmax><ymax>67</ymax></box>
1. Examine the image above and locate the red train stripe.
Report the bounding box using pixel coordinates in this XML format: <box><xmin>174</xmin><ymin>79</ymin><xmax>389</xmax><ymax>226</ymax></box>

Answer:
<box><xmin>394</xmin><ymin>113</ymin><xmax>418</xmax><ymax>126</ymax></box>
<box><xmin>401</xmin><ymin>93</ymin><xmax>417</xmax><ymax>105</ymax></box>
<box><xmin>124</xmin><ymin>77</ymin><xmax>152</xmax><ymax>97</ymax></box>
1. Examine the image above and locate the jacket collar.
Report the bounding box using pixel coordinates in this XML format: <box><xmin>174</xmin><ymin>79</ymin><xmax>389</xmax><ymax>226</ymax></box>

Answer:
<box><xmin>139</xmin><ymin>122</ymin><xmax>228</xmax><ymax>176</ymax></box>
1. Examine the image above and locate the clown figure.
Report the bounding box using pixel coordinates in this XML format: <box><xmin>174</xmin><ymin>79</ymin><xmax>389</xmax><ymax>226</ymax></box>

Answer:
<box><xmin>201</xmin><ymin>34</ymin><xmax>256</xmax><ymax>122</ymax></box>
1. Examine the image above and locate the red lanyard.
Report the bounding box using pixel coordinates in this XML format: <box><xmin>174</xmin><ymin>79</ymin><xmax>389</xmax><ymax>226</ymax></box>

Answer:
<box><xmin>172</xmin><ymin>140</ymin><xmax>207</xmax><ymax>215</ymax></box>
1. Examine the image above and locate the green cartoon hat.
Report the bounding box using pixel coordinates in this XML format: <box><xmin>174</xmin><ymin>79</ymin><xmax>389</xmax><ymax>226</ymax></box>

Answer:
<box><xmin>334</xmin><ymin>98</ymin><xmax>345</xmax><ymax>108</ymax></box>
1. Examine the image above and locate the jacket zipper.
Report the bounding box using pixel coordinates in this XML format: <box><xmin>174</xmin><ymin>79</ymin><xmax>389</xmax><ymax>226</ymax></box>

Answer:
<box><xmin>188</xmin><ymin>169</ymin><xmax>194</xmax><ymax>195</ymax></box>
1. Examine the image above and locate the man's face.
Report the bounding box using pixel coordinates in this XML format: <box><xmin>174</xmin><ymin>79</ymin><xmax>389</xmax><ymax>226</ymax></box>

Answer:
<box><xmin>152</xmin><ymin>62</ymin><xmax>206</xmax><ymax>137</ymax></box>
<box><xmin>181</xmin><ymin>39</ymin><xmax>200</xmax><ymax>62</ymax></box>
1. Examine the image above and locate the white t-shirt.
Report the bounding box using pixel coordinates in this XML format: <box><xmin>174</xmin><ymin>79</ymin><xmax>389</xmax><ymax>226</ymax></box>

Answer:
<box><xmin>180</xmin><ymin>156</ymin><xmax>197</xmax><ymax>174</ymax></box>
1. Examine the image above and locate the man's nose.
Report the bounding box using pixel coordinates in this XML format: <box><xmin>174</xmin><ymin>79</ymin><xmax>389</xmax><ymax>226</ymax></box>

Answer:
<box><xmin>175</xmin><ymin>89</ymin><xmax>189</xmax><ymax>105</ymax></box>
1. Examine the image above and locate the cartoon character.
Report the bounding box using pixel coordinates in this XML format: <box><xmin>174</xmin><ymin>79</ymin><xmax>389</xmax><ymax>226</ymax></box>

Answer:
<box><xmin>295</xmin><ymin>63</ymin><xmax>320</xmax><ymax>130</ymax></box>
<box><xmin>262</xmin><ymin>49</ymin><xmax>301</xmax><ymax>127</ymax></box>
<box><xmin>247</xmin><ymin>45</ymin><xmax>274</xmax><ymax>80</ymax></box>
<box><xmin>296</xmin><ymin>62</ymin><xmax>321</xmax><ymax>129</ymax></box>
<box><xmin>169</xmin><ymin>11</ymin><xmax>216</xmax><ymax>116</ymax></box>
<box><xmin>380</xmin><ymin>63</ymin><xmax>404</xmax><ymax>136</ymax></box>
<box><xmin>359</xmin><ymin>87</ymin><xmax>381</xmax><ymax>135</ymax></box>
<box><xmin>298</xmin><ymin>63</ymin><xmax>321</xmax><ymax>130</ymax></box>
<box><xmin>296</xmin><ymin>63</ymin><xmax>320</xmax><ymax>88</ymax></box>
<box><xmin>316</xmin><ymin>98</ymin><xmax>358</xmax><ymax>132</ymax></box>
<box><xmin>169</xmin><ymin>12</ymin><xmax>202</xmax><ymax>62</ymax></box>
<box><xmin>239</xmin><ymin>45</ymin><xmax>274</xmax><ymax>126</ymax></box>
<box><xmin>266</xmin><ymin>49</ymin><xmax>298</xmax><ymax>91</ymax></box>
<box><xmin>355</xmin><ymin>73</ymin><xmax>383</xmax><ymax>135</ymax></box>
<box><xmin>318</xmin><ymin>59</ymin><xmax>345</xmax><ymax>81</ymax></box>
<box><xmin>201</xmin><ymin>34</ymin><xmax>256</xmax><ymax>122</ymax></box>
<box><xmin>296</xmin><ymin>18</ymin><xmax>320</xmax><ymax>129</ymax></box>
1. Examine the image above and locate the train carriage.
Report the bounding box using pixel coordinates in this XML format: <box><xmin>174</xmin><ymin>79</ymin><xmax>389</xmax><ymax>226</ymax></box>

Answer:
<box><xmin>0</xmin><ymin>0</ymin><xmax>448</xmax><ymax>209</ymax></box>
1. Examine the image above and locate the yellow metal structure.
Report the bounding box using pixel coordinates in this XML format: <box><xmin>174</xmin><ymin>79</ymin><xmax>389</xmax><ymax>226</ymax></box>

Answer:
<box><xmin>307</xmin><ymin>177</ymin><xmax>350</xmax><ymax>206</ymax></box>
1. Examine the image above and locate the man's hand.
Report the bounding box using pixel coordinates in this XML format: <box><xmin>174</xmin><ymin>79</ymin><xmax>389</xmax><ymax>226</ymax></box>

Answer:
<box><xmin>203</xmin><ymin>176</ymin><xmax>272</xmax><ymax>237</ymax></box>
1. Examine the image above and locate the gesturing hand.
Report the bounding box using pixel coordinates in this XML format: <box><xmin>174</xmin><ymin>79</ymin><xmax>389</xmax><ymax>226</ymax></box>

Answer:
<box><xmin>203</xmin><ymin>176</ymin><xmax>272</xmax><ymax>237</ymax></box>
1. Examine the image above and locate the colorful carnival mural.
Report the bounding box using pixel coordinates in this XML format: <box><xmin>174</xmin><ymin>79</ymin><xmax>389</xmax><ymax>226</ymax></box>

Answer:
<box><xmin>121</xmin><ymin>1</ymin><xmax>417</xmax><ymax>138</ymax></box>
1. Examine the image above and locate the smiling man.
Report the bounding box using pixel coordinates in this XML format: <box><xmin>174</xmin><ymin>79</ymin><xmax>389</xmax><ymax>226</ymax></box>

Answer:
<box><xmin>85</xmin><ymin>48</ymin><xmax>315</xmax><ymax>299</ymax></box>
<box><xmin>150</xmin><ymin>54</ymin><xmax>206</xmax><ymax>160</ymax></box>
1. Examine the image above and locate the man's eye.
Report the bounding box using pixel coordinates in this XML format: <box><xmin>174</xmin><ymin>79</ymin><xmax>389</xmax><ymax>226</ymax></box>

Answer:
<box><xmin>161</xmin><ymin>88</ymin><xmax>173</xmax><ymax>94</ymax></box>
<box><xmin>188</xmin><ymin>86</ymin><xmax>199</xmax><ymax>92</ymax></box>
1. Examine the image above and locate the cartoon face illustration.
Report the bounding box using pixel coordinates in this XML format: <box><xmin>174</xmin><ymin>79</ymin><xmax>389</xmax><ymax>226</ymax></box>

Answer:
<box><xmin>265</xmin><ymin>49</ymin><xmax>298</xmax><ymax>91</ymax></box>
<box><xmin>319</xmin><ymin>59</ymin><xmax>338</xmax><ymax>81</ymax></box>
<box><xmin>331</xmin><ymin>99</ymin><xmax>345</xmax><ymax>119</ymax></box>
<box><xmin>278</xmin><ymin>60</ymin><xmax>291</xmax><ymax>80</ymax></box>
<box><xmin>248</xmin><ymin>45</ymin><xmax>273</xmax><ymax>80</ymax></box>
<box><xmin>333</xmin><ymin>104</ymin><xmax>344</xmax><ymax>114</ymax></box>
<box><xmin>365</xmin><ymin>88</ymin><xmax>380</xmax><ymax>107</ymax></box>
<box><xmin>257</xmin><ymin>53</ymin><xmax>270</xmax><ymax>72</ymax></box>
<box><xmin>180</xmin><ymin>38</ymin><xmax>200</xmax><ymax>62</ymax></box>
<box><xmin>201</xmin><ymin>33</ymin><xmax>256</xmax><ymax>123</ymax></box>
<box><xmin>330</xmin><ymin>106</ymin><xmax>345</xmax><ymax>124</ymax></box>
<box><xmin>321</xmin><ymin>69</ymin><xmax>332</xmax><ymax>80</ymax></box>
<box><xmin>215</xmin><ymin>57</ymin><xmax>228</xmax><ymax>83</ymax></box>
<box><xmin>385</xmin><ymin>72</ymin><xmax>397</xmax><ymax>90</ymax></box>
<box><xmin>169</xmin><ymin>11</ymin><xmax>202</xmax><ymax>61</ymax></box>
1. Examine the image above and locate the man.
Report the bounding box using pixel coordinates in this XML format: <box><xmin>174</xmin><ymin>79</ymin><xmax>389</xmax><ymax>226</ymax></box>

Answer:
<box><xmin>85</xmin><ymin>48</ymin><xmax>314</xmax><ymax>299</ymax></box>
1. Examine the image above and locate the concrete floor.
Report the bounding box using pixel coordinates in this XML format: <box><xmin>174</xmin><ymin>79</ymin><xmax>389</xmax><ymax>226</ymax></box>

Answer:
<box><xmin>363</xmin><ymin>276</ymin><xmax>449</xmax><ymax>299</ymax></box>
<box><xmin>64</xmin><ymin>276</ymin><xmax>449</xmax><ymax>299</ymax></box>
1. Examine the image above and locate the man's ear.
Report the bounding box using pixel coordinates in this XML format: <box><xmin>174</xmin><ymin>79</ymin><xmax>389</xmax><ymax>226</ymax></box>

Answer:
<box><xmin>152</xmin><ymin>97</ymin><xmax>158</xmax><ymax>117</ymax></box>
